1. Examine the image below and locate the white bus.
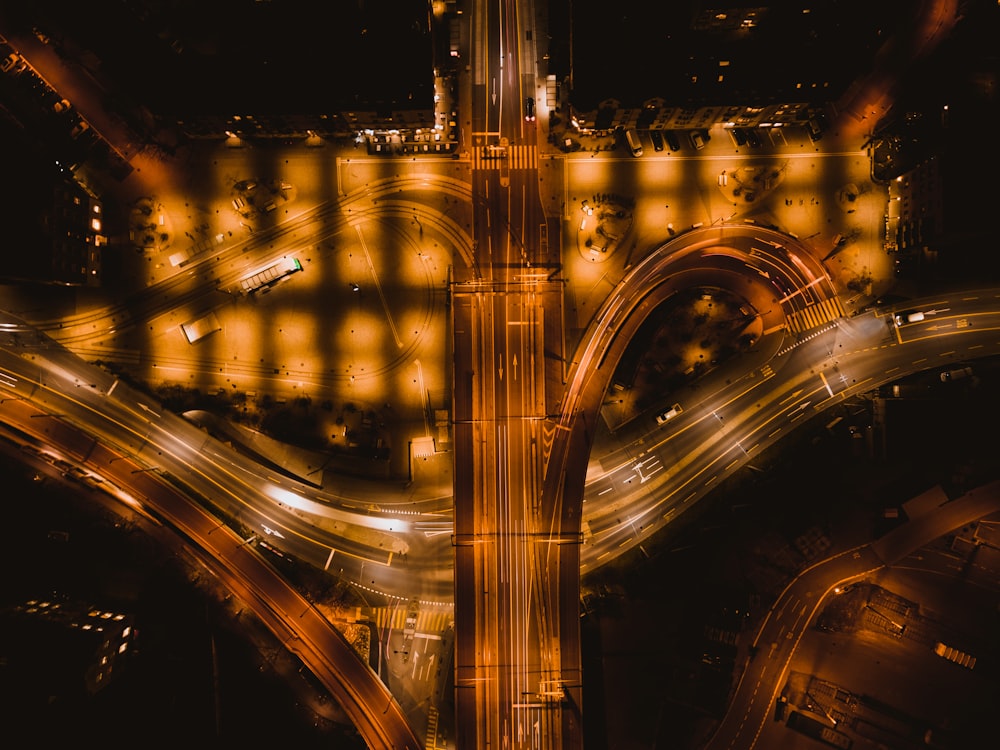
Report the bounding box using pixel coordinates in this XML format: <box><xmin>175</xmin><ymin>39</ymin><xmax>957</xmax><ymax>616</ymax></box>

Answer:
<box><xmin>239</xmin><ymin>256</ymin><xmax>302</xmax><ymax>295</ymax></box>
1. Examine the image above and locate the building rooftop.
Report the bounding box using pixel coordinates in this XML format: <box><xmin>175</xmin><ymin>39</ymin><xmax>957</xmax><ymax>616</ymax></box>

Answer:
<box><xmin>2</xmin><ymin>0</ymin><xmax>435</xmax><ymax>117</ymax></box>
<box><xmin>558</xmin><ymin>0</ymin><xmax>915</xmax><ymax>111</ymax></box>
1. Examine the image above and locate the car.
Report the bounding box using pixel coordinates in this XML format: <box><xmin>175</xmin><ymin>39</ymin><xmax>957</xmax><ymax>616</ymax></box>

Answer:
<box><xmin>524</xmin><ymin>97</ymin><xmax>535</xmax><ymax>122</ymax></box>
<box><xmin>1</xmin><ymin>52</ymin><xmax>25</xmax><ymax>73</ymax></box>
<box><xmin>807</xmin><ymin>117</ymin><xmax>824</xmax><ymax>142</ymax></box>
<box><xmin>624</xmin><ymin>128</ymin><xmax>643</xmax><ymax>157</ymax></box>
<box><xmin>53</xmin><ymin>98</ymin><xmax>72</xmax><ymax>114</ymax></box>
<box><xmin>656</xmin><ymin>403</ymin><xmax>683</xmax><ymax>425</ymax></box>
<box><xmin>729</xmin><ymin>127</ymin><xmax>748</xmax><ymax>146</ymax></box>
<box><xmin>745</xmin><ymin>128</ymin><xmax>762</xmax><ymax>148</ymax></box>
<box><xmin>649</xmin><ymin>130</ymin><xmax>664</xmax><ymax>151</ymax></box>
<box><xmin>808</xmin><ymin>111</ymin><xmax>829</xmax><ymax>142</ymax></box>
<box><xmin>940</xmin><ymin>366</ymin><xmax>973</xmax><ymax>382</ymax></box>
<box><xmin>893</xmin><ymin>310</ymin><xmax>925</xmax><ymax>325</ymax></box>
<box><xmin>69</xmin><ymin>120</ymin><xmax>89</xmax><ymax>138</ymax></box>
<box><xmin>689</xmin><ymin>129</ymin><xmax>706</xmax><ymax>150</ymax></box>
<box><xmin>663</xmin><ymin>130</ymin><xmax>680</xmax><ymax>151</ymax></box>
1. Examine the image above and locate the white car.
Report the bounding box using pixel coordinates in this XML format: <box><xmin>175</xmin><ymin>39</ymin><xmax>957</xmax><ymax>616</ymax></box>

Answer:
<box><xmin>940</xmin><ymin>367</ymin><xmax>972</xmax><ymax>382</ymax></box>
<box><xmin>656</xmin><ymin>403</ymin><xmax>683</xmax><ymax>425</ymax></box>
<box><xmin>893</xmin><ymin>310</ymin><xmax>924</xmax><ymax>325</ymax></box>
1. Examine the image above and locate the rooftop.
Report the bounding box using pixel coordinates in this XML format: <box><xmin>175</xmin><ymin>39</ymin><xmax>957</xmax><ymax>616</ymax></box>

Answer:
<box><xmin>1</xmin><ymin>0</ymin><xmax>435</xmax><ymax>117</ymax></box>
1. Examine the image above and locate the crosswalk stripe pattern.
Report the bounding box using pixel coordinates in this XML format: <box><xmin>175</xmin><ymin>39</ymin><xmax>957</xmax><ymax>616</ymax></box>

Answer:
<box><xmin>472</xmin><ymin>144</ymin><xmax>537</xmax><ymax>170</ymax></box>
<box><xmin>425</xmin><ymin>706</ymin><xmax>440</xmax><ymax>749</ymax></box>
<box><xmin>373</xmin><ymin>605</ymin><xmax>455</xmax><ymax>634</ymax></box>
<box><xmin>785</xmin><ymin>297</ymin><xmax>847</xmax><ymax>335</ymax></box>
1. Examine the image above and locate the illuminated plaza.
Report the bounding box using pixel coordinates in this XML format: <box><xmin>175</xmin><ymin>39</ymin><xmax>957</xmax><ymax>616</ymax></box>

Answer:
<box><xmin>1</xmin><ymin>1</ymin><xmax>998</xmax><ymax>748</ymax></box>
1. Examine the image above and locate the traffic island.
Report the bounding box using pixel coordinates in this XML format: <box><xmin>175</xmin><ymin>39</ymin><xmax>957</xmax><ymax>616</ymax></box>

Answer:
<box><xmin>600</xmin><ymin>287</ymin><xmax>763</xmax><ymax>431</ymax></box>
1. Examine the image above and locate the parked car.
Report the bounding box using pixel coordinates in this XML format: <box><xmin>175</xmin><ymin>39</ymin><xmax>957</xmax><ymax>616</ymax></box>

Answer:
<box><xmin>808</xmin><ymin>111</ymin><xmax>829</xmax><ymax>141</ymax></box>
<box><xmin>649</xmin><ymin>129</ymin><xmax>664</xmax><ymax>151</ymax></box>
<box><xmin>1</xmin><ymin>52</ymin><xmax>26</xmax><ymax>73</ymax></box>
<box><xmin>745</xmin><ymin>128</ymin><xmax>762</xmax><ymax>148</ymax></box>
<box><xmin>664</xmin><ymin>130</ymin><xmax>680</xmax><ymax>151</ymax></box>
<box><xmin>807</xmin><ymin>118</ymin><xmax>824</xmax><ymax>142</ymax></box>
<box><xmin>53</xmin><ymin>98</ymin><xmax>72</xmax><ymax>114</ymax></box>
<box><xmin>70</xmin><ymin>120</ymin><xmax>90</xmax><ymax>139</ymax></box>
<box><xmin>689</xmin><ymin>129</ymin><xmax>706</xmax><ymax>150</ymax></box>
<box><xmin>730</xmin><ymin>127</ymin><xmax>748</xmax><ymax>146</ymax></box>
<box><xmin>624</xmin><ymin>128</ymin><xmax>643</xmax><ymax>157</ymax></box>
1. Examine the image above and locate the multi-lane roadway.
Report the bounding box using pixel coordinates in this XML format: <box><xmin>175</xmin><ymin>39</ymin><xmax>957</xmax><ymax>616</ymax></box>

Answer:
<box><xmin>0</xmin><ymin>0</ymin><xmax>983</xmax><ymax>746</ymax></box>
<box><xmin>452</xmin><ymin>0</ymin><xmax>578</xmax><ymax>747</ymax></box>
<box><xmin>5</xmin><ymin>230</ymin><xmax>1000</xmax><ymax>750</ymax></box>
<box><xmin>5</xmin><ymin>223</ymin><xmax>1000</xmax><ymax>750</ymax></box>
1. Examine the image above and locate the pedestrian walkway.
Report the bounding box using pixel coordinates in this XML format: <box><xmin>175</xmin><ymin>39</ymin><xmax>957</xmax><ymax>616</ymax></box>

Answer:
<box><xmin>472</xmin><ymin>143</ymin><xmax>537</xmax><ymax>170</ymax></box>
<box><xmin>372</xmin><ymin>603</ymin><xmax>454</xmax><ymax>635</ymax></box>
<box><xmin>785</xmin><ymin>297</ymin><xmax>848</xmax><ymax>335</ymax></box>
<box><xmin>425</xmin><ymin>706</ymin><xmax>441</xmax><ymax>749</ymax></box>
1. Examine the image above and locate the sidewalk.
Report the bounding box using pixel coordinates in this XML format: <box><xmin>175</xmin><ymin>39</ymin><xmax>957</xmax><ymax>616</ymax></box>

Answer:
<box><xmin>581</xmin><ymin>128</ymin><xmax>889</xmax><ymax>306</ymax></box>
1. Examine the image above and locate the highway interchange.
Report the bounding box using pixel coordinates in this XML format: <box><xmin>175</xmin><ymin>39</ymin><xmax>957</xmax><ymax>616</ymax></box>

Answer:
<box><xmin>0</xmin><ymin>0</ymin><xmax>989</xmax><ymax>748</ymax></box>
<box><xmin>4</xmin><ymin>192</ymin><xmax>1000</xmax><ymax>750</ymax></box>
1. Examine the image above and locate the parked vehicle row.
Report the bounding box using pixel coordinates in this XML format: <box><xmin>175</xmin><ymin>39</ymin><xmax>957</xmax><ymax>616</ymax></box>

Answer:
<box><xmin>623</xmin><ymin>127</ymin><xmax>711</xmax><ymax>155</ymax></box>
<box><xmin>625</xmin><ymin>119</ymin><xmax>825</xmax><ymax>156</ymax></box>
<box><xmin>621</xmin><ymin>126</ymin><xmax>780</xmax><ymax>155</ymax></box>
<box><xmin>727</xmin><ymin>127</ymin><xmax>762</xmax><ymax>148</ymax></box>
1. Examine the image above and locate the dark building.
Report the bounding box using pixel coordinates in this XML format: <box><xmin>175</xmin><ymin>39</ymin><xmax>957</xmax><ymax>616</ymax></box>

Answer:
<box><xmin>552</xmin><ymin>0</ymin><xmax>914</xmax><ymax>134</ymax></box>
<box><xmin>47</xmin><ymin>179</ymin><xmax>106</xmax><ymax>287</ymax></box>
<box><xmin>1</xmin><ymin>0</ymin><xmax>441</xmax><ymax>141</ymax></box>
<box><xmin>0</xmin><ymin>592</ymin><xmax>137</xmax><ymax>705</ymax></box>
<box><xmin>0</xmin><ymin>114</ymin><xmax>104</xmax><ymax>287</ymax></box>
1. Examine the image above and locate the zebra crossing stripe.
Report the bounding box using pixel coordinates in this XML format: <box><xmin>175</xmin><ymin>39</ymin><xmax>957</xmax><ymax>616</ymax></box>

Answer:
<box><xmin>425</xmin><ymin>706</ymin><xmax>440</xmax><ymax>749</ymax></box>
<box><xmin>788</xmin><ymin>297</ymin><xmax>847</xmax><ymax>335</ymax></box>
<box><xmin>375</xmin><ymin>606</ymin><xmax>454</xmax><ymax>633</ymax></box>
<box><xmin>473</xmin><ymin>145</ymin><xmax>537</xmax><ymax>170</ymax></box>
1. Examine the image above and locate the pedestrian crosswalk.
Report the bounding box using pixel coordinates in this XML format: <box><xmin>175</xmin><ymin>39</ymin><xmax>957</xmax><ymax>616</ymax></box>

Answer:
<box><xmin>472</xmin><ymin>144</ymin><xmax>538</xmax><ymax>170</ymax></box>
<box><xmin>425</xmin><ymin>706</ymin><xmax>441</xmax><ymax>749</ymax></box>
<box><xmin>785</xmin><ymin>297</ymin><xmax>847</xmax><ymax>335</ymax></box>
<box><xmin>373</xmin><ymin>604</ymin><xmax>454</xmax><ymax>634</ymax></box>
